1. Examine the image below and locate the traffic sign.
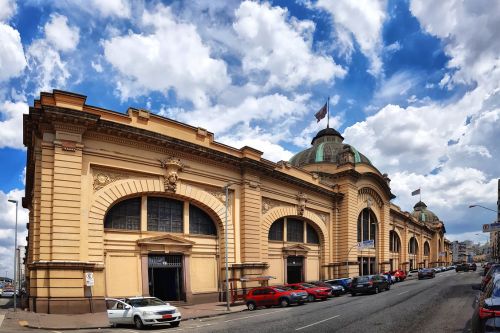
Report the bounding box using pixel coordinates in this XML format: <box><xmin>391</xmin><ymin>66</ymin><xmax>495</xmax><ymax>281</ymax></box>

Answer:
<box><xmin>85</xmin><ymin>272</ymin><xmax>94</xmax><ymax>286</ymax></box>
<box><xmin>483</xmin><ymin>222</ymin><xmax>500</xmax><ymax>233</ymax></box>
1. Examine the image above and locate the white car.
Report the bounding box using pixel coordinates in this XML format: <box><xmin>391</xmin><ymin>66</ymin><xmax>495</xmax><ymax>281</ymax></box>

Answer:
<box><xmin>1</xmin><ymin>289</ymin><xmax>15</xmax><ymax>297</ymax></box>
<box><xmin>105</xmin><ymin>297</ymin><xmax>181</xmax><ymax>329</ymax></box>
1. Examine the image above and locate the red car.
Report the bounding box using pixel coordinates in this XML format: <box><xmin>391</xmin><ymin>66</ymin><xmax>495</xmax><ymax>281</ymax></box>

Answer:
<box><xmin>245</xmin><ymin>286</ymin><xmax>308</xmax><ymax>311</ymax></box>
<box><xmin>391</xmin><ymin>270</ymin><xmax>407</xmax><ymax>282</ymax></box>
<box><xmin>285</xmin><ymin>283</ymin><xmax>331</xmax><ymax>302</ymax></box>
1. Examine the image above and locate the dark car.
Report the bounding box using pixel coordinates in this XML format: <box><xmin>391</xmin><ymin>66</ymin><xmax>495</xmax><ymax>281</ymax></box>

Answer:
<box><xmin>484</xmin><ymin>262</ymin><xmax>495</xmax><ymax>276</ymax></box>
<box><xmin>471</xmin><ymin>274</ymin><xmax>500</xmax><ymax>333</ymax></box>
<box><xmin>324</xmin><ymin>278</ymin><xmax>353</xmax><ymax>292</ymax></box>
<box><xmin>481</xmin><ymin>265</ymin><xmax>500</xmax><ymax>291</ymax></box>
<box><xmin>418</xmin><ymin>268</ymin><xmax>436</xmax><ymax>280</ymax></box>
<box><xmin>469</xmin><ymin>263</ymin><xmax>478</xmax><ymax>271</ymax></box>
<box><xmin>350</xmin><ymin>275</ymin><xmax>390</xmax><ymax>296</ymax></box>
<box><xmin>308</xmin><ymin>281</ymin><xmax>344</xmax><ymax>296</ymax></box>
<box><xmin>245</xmin><ymin>286</ymin><xmax>308</xmax><ymax>310</ymax></box>
<box><xmin>456</xmin><ymin>263</ymin><xmax>470</xmax><ymax>272</ymax></box>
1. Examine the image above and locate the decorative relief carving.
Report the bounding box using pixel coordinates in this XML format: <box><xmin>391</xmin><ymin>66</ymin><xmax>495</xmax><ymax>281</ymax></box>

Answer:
<box><xmin>358</xmin><ymin>187</ymin><xmax>383</xmax><ymax>208</ymax></box>
<box><xmin>159</xmin><ymin>157</ymin><xmax>184</xmax><ymax>193</ymax></box>
<box><xmin>93</xmin><ymin>171</ymin><xmax>125</xmax><ymax>191</ymax></box>
<box><xmin>262</xmin><ymin>198</ymin><xmax>292</xmax><ymax>215</ymax></box>
<box><xmin>207</xmin><ymin>189</ymin><xmax>234</xmax><ymax>206</ymax></box>
<box><xmin>296</xmin><ymin>192</ymin><xmax>308</xmax><ymax>216</ymax></box>
<box><xmin>316</xmin><ymin>212</ymin><xmax>328</xmax><ymax>223</ymax></box>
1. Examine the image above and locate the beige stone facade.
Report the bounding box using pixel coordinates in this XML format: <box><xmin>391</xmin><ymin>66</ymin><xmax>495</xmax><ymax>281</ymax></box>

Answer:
<box><xmin>23</xmin><ymin>90</ymin><xmax>451</xmax><ymax>314</ymax></box>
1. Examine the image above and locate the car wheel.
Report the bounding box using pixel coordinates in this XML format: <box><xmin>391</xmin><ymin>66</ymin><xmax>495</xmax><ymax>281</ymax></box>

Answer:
<box><xmin>171</xmin><ymin>322</ymin><xmax>180</xmax><ymax>328</ymax></box>
<box><xmin>386</xmin><ymin>285</ymin><xmax>391</xmax><ymax>291</ymax></box>
<box><xmin>134</xmin><ymin>316</ymin><xmax>144</xmax><ymax>330</ymax></box>
<box><xmin>280</xmin><ymin>298</ymin><xmax>290</xmax><ymax>308</ymax></box>
<box><xmin>298</xmin><ymin>302</ymin><xmax>305</xmax><ymax>305</ymax></box>
<box><xmin>374</xmin><ymin>287</ymin><xmax>379</xmax><ymax>294</ymax></box>
<box><xmin>265</xmin><ymin>305</ymin><xmax>272</xmax><ymax>308</ymax></box>
<box><xmin>307</xmin><ymin>295</ymin><xmax>315</xmax><ymax>302</ymax></box>
<box><xmin>247</xmin><ymin>302</ymin><xmax>257</xmax><ymax>311</ymax></box>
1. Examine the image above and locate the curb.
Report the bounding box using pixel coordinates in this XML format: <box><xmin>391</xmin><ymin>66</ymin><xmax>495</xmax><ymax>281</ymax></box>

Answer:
<box><xmin>182</xmin><ymin>308</ymin><xmax>247</xmax><ymax>322</ymax></box>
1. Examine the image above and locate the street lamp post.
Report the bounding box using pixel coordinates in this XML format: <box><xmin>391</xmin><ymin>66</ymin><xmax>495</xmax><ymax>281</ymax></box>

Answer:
<box><xmin>8</xmin><ymin>199</ymin><xmax>18</xmax><ymax>312</ymax></box>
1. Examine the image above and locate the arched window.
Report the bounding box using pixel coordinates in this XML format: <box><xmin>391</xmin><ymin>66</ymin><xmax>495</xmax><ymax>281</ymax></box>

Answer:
<box><xmin>104</xmin><ymin>197</ymin><xmax>141</xmax><ymax>230</ymax></box>
<box><xmin>189</xmin><ymin>204</ymin><xmax>216</xmax><ymax>235</ymax></box>
<box><xmin>287</xmin><ymin>218</ymin><xmax>304</xmax><ymax>243</ymax></box>
<box><xmin>357</xmin><ymin>208</ymin><xmax>377</xmax><ymax>243</ymax></box>
<box><xmin>424</xmin><ymin>241</ymin><xmax>430</xmax><ymax>256</ymax></box>
<box><xmin>389</xmin><ymin>230</ymin><xmax>401</xmax><ymax>253</ymax></box>
<box><xmin>147</xmin><ymin>197</ymin><xmax>183</xmax><ymax>232</ymax></box>
<box><xmin>306</xmin><ymin>224</ymin><xmax>319</xmax><ymax>244</ymax></box>
<box><xmin>408</xmin><ymin>237</ymin><xmax>419</xmax><ymax>255</ymax></box>
<box><xmin>269</xmin><ymin>219</ymin><xmax>284</xmax><ymax>241</ymax></box>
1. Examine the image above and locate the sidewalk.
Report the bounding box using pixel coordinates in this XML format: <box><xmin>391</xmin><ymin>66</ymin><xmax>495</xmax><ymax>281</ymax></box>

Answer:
<box><xmin>0</xmin><ymin>302</ymin><xmax>247</xmax><ymax>330</ymax></box>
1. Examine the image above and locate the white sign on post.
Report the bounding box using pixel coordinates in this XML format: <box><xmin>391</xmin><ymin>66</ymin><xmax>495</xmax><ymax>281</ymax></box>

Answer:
<box><xmin>85</xmin><ymin>272</ymin><xmax>94</xmax><ymax>287</ymax></box>
<box><xmin>483</xmin><ymin>222</ymin><xmax>500</xmax><ymax>233</ymax></box>
<box><xmin>357</xmin><ymin>240</ymin><xmax>375</xmax><ymax>250</ymax></box>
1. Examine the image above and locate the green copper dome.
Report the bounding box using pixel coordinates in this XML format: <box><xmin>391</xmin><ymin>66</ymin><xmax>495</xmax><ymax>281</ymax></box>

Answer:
<box><xmin>411</xmin><ymin>201</ymin><xmax>440</xmax><ymax>223</ymax></box>
<box><xmin>289</xmin><ymin>127</ymin><xmax>372</xmax><ymax>167</ymax></box>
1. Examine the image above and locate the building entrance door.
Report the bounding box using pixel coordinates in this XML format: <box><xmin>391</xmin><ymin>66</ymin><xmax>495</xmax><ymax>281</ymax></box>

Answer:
<box><xmin>287</xmin><ymin>256</ymin><xmax>304</xmax><ymax>283</ymax></box>
<box><xmin>148</xmin><ymin>254</ymin><xmax>184</xmax><ymax>301</ymax></box>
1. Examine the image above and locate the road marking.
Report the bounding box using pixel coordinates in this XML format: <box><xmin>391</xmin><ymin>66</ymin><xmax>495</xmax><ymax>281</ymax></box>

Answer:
<box><xmin>397</xmin><ymin>291</ymin><xmax>409</xmax><ymax>295</ymax></box>
<box><xmin>224</xmin><ymin>308</ymin><xmax>289</xmax><ymax>323</ymax></box>
<box><xmin>295</xmin><ymin>315</ymin><xmax>340</xmax><ymax>331</ymax></box>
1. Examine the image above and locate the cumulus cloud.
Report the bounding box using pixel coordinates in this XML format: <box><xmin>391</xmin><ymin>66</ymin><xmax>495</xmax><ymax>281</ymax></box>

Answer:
<box><xmin>233</xmin><ymin>1</ymin><xmax>345</xmax><ymax>90</ymax></box>
<box><xmin>89</xmin><ymin>0</ymin><xmax>131</xmax><ymax>18</ymax></box>
<box><xmin>0</xmin><ymin>101</ymin><xmax>28</xmax><ymax>149</ymax></box>
<box><xmin>0</xmin><ymin>0</ymin><xmax>16</xmax><ymax>22</ymax></box>
<box><xmin>316</xmin><ymin>0</ymin><xmax>387</xmax><ymax>75</ymax></box>
<box><xmin>103</xmin><ymin>3</ymin><xmax>230</xmax><ymax>108</ymax></box>
<box><xmin>44</xmin><ymin>14</ymin><xmax>80</xmax><ymax>52</ymax></box>
<box><xmin>0</xmin><ymin>23</ymin><xmax>27</xmax><ymax>82</ymax></box>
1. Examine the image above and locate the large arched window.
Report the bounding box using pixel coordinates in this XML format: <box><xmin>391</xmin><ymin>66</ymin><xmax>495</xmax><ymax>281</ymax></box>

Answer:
<box><xmin>424</xmin><ymin>241</ymin><xmax>430</xmax><ymax>256</ymax></box>
<box><xmin>147</xmin><ymin>197</ymin><xmax>183</xmax><ymax>232</ymax></box>
<box><xmin>357</xmin><ymin>208</ymin><xmax>377</xmax><ymax>243</ymax></box>
<box><xmin>287</xmin><ymin>218</ymin><xmax>304</xmax><ymax>243</ymax></box>
<box><xmin>189</xmin><ymin>204</ymin><xmax>216</xmax><ymax>236</ymax></box>
<box><xmin>269</xmin><ymin>219</ymin><xmax>284</xmax><ymax>241</ymax></box>
<box><xmin>408</xmin><ymin>237</ymin><xmax>419</xmax><ymax>255</ymax></box>
<box><xmin>389</xmin><ymin>230</ymin><xmax>401</xmax><ymax>253</ymax></box>
<box><xmin>104</xmin><ymin>197</ymin><xmax>141</xmax><ymax>230</ymax></box>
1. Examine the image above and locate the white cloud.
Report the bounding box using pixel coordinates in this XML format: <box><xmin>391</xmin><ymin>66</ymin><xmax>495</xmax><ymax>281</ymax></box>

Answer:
<box><xmin>0</xmin><ymin>0</ymin><xmax>16</xmax><ymax>22</ymax></box>
<box><xmin>292</xmin><ymin>115</ymin><xmax>343</xmax><ymax>148</ymax></box>
<box><xmin>0</xmin><ymin>100</ymin><xmax>28</xmax><ymax>149</ymax></box>
<box><xmin>0</xmin><ymin>23</ymin><xmax>27</xmax><ymax>82</ymax></box>
<box><xmin>44</xmin><ymin>14</ymin><xmax>80</xmax><ymax>52</ymax></box>
<box><xmin>103</xmin><ymin>4</ymin><xmax>230</xmax><ymax>108</ymax></box>
<box><xmin>372</xmin><ymin>71</ymin><xmax>422</xmax><ymax>106</ymax></box>
<box><xmin>317</xmin><ymin>0</ymin><xmax>387</xmax><ymax>75</ymax></box>
<box><xmin>233</xmin><ymin>1</ymin><xmax>345</xmax><ymax>90</ymax></box>
<box><xmin>91</xmin><ymin>60</ymin><xmax>103</xmax><ymax>73</ymax></box>
<box><xmin>90</xmin><ymin>0</ymin><xmax>131</xmax><ymax>18</ymax></box>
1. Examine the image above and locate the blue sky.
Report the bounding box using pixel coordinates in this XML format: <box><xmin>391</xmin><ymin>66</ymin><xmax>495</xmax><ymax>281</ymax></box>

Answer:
<box><xmin>0</xmin><ymin>0</ymin><xmax>499</xmax><ymax>275</ymax></box>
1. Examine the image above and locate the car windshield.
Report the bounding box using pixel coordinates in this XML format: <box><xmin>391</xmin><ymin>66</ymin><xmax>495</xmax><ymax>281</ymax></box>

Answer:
<box><xmin>127</xmin><ymin>297</ymin><xmax>166</xmax><ymax>307</ymax></box>
<box><xmin>354</xmin><ymin>276</ymin><xmax>369</xmax><ymax>283</ymax></box>
<box><xmin>300</xmin><ymin>283</ymin><xmax>316</xmax><ymax>288</ymax></box>
<box><xmin>273</xmin><ymin>287</ymin><xmax>289</xmax><ymax>292</ymax></box>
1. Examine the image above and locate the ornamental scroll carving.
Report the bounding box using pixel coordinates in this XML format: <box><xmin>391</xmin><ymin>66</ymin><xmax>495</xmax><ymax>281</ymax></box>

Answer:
<box><xmin>207</xmin><ymin>189</ymin><xmax>234</xmax><ymax>207</ymax></box>
<box><xmin>93</xmin><ymin>171</ymin><xmax>125</xmax><ymax>191</ymax></box>
<box><xmin>159</xmin><ymin>157</ymin><xmax>184</xmax><ymax>193</ymax></box>
<box><xmin>262</xmin><ymin>198</ymin><xmax>293</xmax><ymax>215</ymax></box>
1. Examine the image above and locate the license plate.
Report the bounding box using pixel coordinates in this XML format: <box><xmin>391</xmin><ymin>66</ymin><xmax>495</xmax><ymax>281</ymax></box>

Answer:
<box><xmin>162</xmin><ymin>314</ymin><xmax>172</xmax><ymax>319</ymax></box>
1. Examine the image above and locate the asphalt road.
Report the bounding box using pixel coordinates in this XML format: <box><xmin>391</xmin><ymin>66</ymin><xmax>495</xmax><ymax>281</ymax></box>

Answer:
<box><xmin>0</xmin><ymin>270</ymin><xmax>481</xmax><ymax>333</ymax></box>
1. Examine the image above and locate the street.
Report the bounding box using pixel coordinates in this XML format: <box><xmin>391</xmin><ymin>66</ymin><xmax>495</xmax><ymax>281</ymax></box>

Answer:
<box><xmin>1</xmin><ymin>269</ymin><xmax>480</xmax><ymax>333</ymax></box>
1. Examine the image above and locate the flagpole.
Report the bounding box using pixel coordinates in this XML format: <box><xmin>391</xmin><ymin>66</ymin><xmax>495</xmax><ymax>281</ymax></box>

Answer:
<box><xmin>327</xmin><ymin>96</ymin><xmax>330</xmax><ymax>128</ymax></box>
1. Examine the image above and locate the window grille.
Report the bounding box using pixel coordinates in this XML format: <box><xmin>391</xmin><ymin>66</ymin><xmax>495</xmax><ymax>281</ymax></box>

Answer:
<box><xmin>148</xmin><ymin>255</ymin><xmax>183</xmax><ymax>268</ymax></box>
<box><xmin>357</xmin><ymin>208</ymin><xmax>377</xmax><ymax>243</ymax></box>
<box><xmin>268</xmin><ymin>219</ymin><xmax>284</xmax><ymax>241</ymax></box>
<box><xmin>306</xmin><ymin>224</ymin><xmax>319</xmax><ymax>244</ymax></box>
<box><xmin>287</xmin><ymin>218</ymin><xmax>304</xmax><ymax>243</ymax></box>
<box><xmin>147</xmin><ymin>197</ymin><xmax>183</xmax><ymax>233</ymax></box>
<box><xmin>189</xmin><ymin>204</ymin><xmax>216</xmax><ymax>235</ymax></box>
<box><xmin>104</xmin><ymin>197</ymin><xmax>141</xmax><ymax>230</ymax></box>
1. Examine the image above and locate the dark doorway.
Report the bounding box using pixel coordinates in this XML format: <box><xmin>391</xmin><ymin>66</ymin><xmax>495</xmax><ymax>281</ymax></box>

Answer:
<box><xmin>287</xmin><ymin>256</ymin><xmax>304</xmax><ymax>283</ymax></box>
<box><xmin>148</xmin><ymin>255</ymin><xmax>184</xmax><ymax>301</ymax></box>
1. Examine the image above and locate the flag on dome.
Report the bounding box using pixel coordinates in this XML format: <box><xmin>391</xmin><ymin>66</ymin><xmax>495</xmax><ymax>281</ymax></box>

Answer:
<box><xmin>314</xmin><ymin>102</ymin><xmax>327</xmax><ymax>122</ymax></box>
<box><xmin>411</xmin><ymin>188</ymin><xmax>421</xmax><ymax>196</ymax></box>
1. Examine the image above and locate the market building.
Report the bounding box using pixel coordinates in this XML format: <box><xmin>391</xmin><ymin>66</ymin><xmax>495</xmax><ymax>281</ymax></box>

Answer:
<box><xmin>23</xmin><ymin>90</ymin><xmax>451</xmax><ymax>314</ymax></box>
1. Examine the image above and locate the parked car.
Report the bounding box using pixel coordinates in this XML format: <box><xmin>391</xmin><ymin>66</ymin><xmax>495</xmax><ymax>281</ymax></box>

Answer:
<box><xmin>418</xmin><ymin>268</ymin><xmax>436</xmax><ymax>280</ymax></box>
<box><xmin>483</xmin><ymin>262</ymin><xmax>495</xmax><ymax>276</ymax></box>
<box><xmin>105</xmin><ymin>297</ymin><xmax>181</xmax><ymax>329</ymax></box>
<box><xmin>390</xmin><ymin>270</ymin><xmax>407</xmax><ymax>282</ymax></box>
<box><xmin>1</xmin><ymin>288</ymin><xmax>15</xmax><ymax>297</ymax></box>
<box><xmin>481</xmin><ymin>265</ymin><xmax>500</xmax><ymax>291</ymax></box>
<box><xmin>286</xmin><ymin>283</ymin><xmax>331</xmax><ymax>302</ymax></box>
<box><xmin>471</xmin><ymin>274</ymin><xmax>500</xmax><ymax>333</ymax></box>
<box><xmin>469</xmin><ymin>263</ymin><xmax>478</xmax><ymax>271</ymax></box>
<box><xmin>456</xmin><ymin>263</ymin><xmax>470</xmax><ymax>272</ymax></box>
<box><xmin>308</xmin><ymin>281</ymin><xmax>344</xmax><ymax>296</ymax></box>
<box><xmin>245</xmin><ymin>286</ymin><xmax>308</xmax><ymax>310</ymax></box>
<box><xmin>350</xmin><ymin>275</ymin><xmax>390</xmax><ymax>296</ymax></box>
<box><xmin>324</xmin><ymin>278</ymin><xmax>352</xmax><ymax>292</ymax></box>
